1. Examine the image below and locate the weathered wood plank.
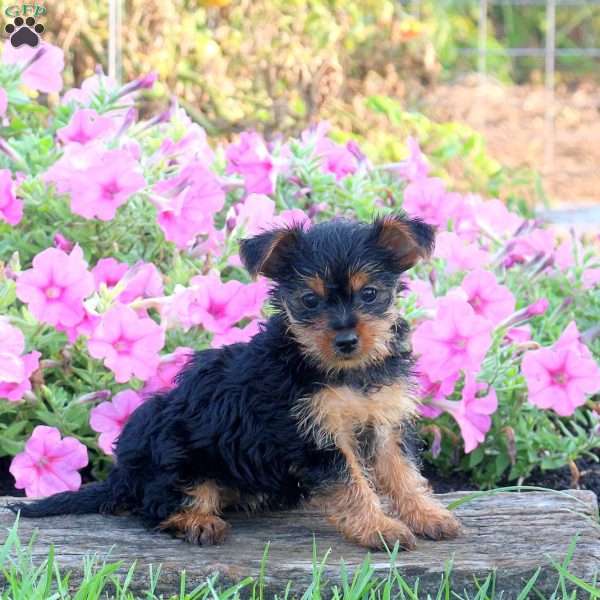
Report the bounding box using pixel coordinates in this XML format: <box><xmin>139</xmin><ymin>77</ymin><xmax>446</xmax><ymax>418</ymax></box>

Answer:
<box><xmin>1</xmin><ymin>491</ymin><xmax>599</xmax><ymax>597</ymax></box>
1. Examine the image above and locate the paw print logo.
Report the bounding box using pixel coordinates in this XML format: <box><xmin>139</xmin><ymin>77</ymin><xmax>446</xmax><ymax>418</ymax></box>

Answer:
<box><xmin>5</xmin><ymin>16</ymin><xmax>44</xmax><ymax>48</ymax></box>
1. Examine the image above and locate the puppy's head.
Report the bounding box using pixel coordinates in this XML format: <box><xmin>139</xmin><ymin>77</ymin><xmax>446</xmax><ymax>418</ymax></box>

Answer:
<box><xmin>240</xmin><ymin>215</ymin><xmax>434</xmax><ymax>372</ymax></box>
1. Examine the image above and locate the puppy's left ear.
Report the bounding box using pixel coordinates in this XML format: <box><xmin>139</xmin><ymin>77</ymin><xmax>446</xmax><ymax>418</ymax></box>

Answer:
<box><xmin>372</xmin><ymin>215</ymin><xmax>435</xmax><ymax>272</ymax></box>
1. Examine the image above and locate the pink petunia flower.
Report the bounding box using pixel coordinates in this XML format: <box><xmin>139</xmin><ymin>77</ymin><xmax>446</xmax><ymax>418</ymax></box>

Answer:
<box><xmin>16</xmin><ymin>246</ymin><xmax>95</xmax><ymax>329</ymax></box>
<box><xmin>406</xmin><ymin>278</ymin><xmax>437</xmax><ymax>310</ymax></box>
<box><xmin>521</xmin><ymin>321</ymin><xmax>600</xmax><ymax>416</ymax></box>
<box><xmin>0</xmin><ymin>168</ymin><xmax>22</xmax><ymax>226</ymax></box>
<box><xmin>460</xmin><ymin>269</ymin><xmax>515</xmax><ymax>325</ymax></box>
<box><xmin>506</xmin><ymin>228</ymin><xmax>555</xmax><ymax>267</ymax></box>
<box><xmin>118</xmin><ymin>262</ymin><xmax>164</xmax><ymax>304</ymax></box>
<box><xmin>57</xmin><ymin>109</ymin><xmax>116</xmax><ymax>145</ymax></box>
<box><xmin>0</xmin><ymin>351</ymin><xmax>40</xmax><ymax>402</ymax></box>
<box><xmin>395</xmin><ymin>136</ymin><xmax>429</xmax><ymax>182</ymax></box>
<box><xmin>301</xmin><ymin>122</ymin><xmax>359</xmax><ymax>181</ymax></box>
<box><xmin>142</xmin><ymin>347</ymin><xmax>193</xmax><ymax>394</ymax></box>
<box><xmin>92</xmin><ymin>257</ymin><xmax>129</xmax><ymax>290</ymax></box>
<box><xmin>417</xmin><ymin>360</ymin><xmax>459</xmax><ymax>420</ymax></box>
<box><xmin>62</xmin><ymin>76</ymin><xmax>112</xmax><ymax>106</ymax></box>
<box><xmin>43</xmin><ymin>144</ymin><xmax>100</xmax><ymax>196</ymax></box>
<box><xmin>2</xmin><ymin>42</ymin><xmax>65</xmax><ymax>93</ymax></box>
<box><xmin>434</xmin><ymin>231</ymin><xmax>490</xmax><ymax>273</ymax></box>
<box><xmin>413</xmin><ymin>296</ymin><xmax>494</xmax><ymax>382</ymax></box>
<box><xmin>68</xmin><ymin>149</ymin><xmax>145</xmax><ymax>221</ymax></box>
<box><xmin>231</xmin><ymin>195</ymin><xmax>276</xmax><ymax>236</ymax></box>
<box><xmin>62</xmin><ymin>72</ymin><xmax>136</xmax><ymax>108</ymax></box>
<box><xmin>554</xmin><ymin>239</ymin><xmax>577</xmax><ymax>271</ymax></box>
<box><xmin>92</xmin><ymin>259</ymin><xmax>163</xmax><ymax>304</ymax></box>
<box><xmin>10</xmin><ymin>426</ymin><xmax>88</xmax><ymax>498</ymax></box>
<box><xmin>444</xmin><ymin>193</ymin><xmax>481</xmax><ymax>241</ymax></box>
<box><xmin>276</xmin><ymin>208</ymin><xmax>310</xmax><ymax>229</ymax></box>
<box><xmin>315</xmin><ymin>139</ymin><xmax>359</xmax><ymax>181</ymax></box>
<box><xmin>0</xmin><ymin>320</ymin><xmax>26</xmax><ymax>384</ymax></box>
<box><xmin>232</xmin><ymin>194</ymin><xmax>310</xmax><ymax>237</ymax></box>
<box><xmin>153</xmin><ymin>162</ymin><xmax>225</xmax><ymax>249</ymax></box>
<box><xmin>167</xmin><ymin>273</ymin><xmax>268</xmax><ymax>334</ymax></box>
<box><xmin>402</xmin><ymin>177</ymin><xmax>449</xmax><ymax>228</ymax></box>
<box><xmin>432</xmin><ymin>377</ymin><xmax>498</xmax><ymax>453</ymax></box>
<box><xmin>158</xmin><ymin>107</ymin><xmax>214</xmax><ymax>165</ymax></box>
<box><xmin>211</xmin><ymin>319</ymin><xmax>262</xmax><ymax>348</ymax></box>
<box><xmin>582</xmin><ymin>268</ymin><xmax>600</xmax><ymax>290</ymax></box>
<box><xmin>226</xmin><ymin>132</ymin><xmax>278</xmax><ymax>195</ymax></box>
<box><xmin>418</xmin><ymin>403</ymin><xmax>444</xmax><ymax>419</ymax></box>
<box><xmin>475</xmin><ymin>198</ymin><xmax>523</xmax><ymax>238</ymax></box>
<box><xmin>0</xmin><ymin>320</ymin><xmax>40</xmax><ymax>402</ymax></box>
<box><xmin>89</xmin><ymin>390</ymin><xmax>145</xmax><ymax>455</ymax></box>
<box><xmin>191</xmin><ymin>227</ymin><xmax>226</xmax><ymax>259</ymax></box>
<box><xmin>87</xmin><ymin>304</ymin><xmax>165</xmax><ymax>383</ymax></box>
<box><xmin>56</xmin><ymin>309</ymin><xmax>99</xmax><ymax>344</ymax></box>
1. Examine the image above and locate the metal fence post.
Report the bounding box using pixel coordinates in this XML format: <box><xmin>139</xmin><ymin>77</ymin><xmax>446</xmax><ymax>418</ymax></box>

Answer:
<box><xmin>478</xmin><ymin>0</ymin><xmax>488</xmax><ymax>77</ymax></box>
<box><xmin>544</xmin><ymin>0</ymin><xmax>556</xmax><ymax>174</ymax></box>
<box><xmin>108</xmin><ymin>0</ymin><xmax>123</xmax><ymax>84</ymax></box>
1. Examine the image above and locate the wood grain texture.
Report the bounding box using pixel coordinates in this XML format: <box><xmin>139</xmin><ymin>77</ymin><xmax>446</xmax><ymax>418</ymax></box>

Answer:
<box><xmin>1</xmin><ymin>491</ymin><xmax>599</xmax><ymax>596</ymax></box>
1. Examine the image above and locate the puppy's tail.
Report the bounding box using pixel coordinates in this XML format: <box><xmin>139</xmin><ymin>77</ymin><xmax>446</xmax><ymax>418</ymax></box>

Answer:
<box><xmin>7</xmin><ymin>480</ymin><xmax>113</xmax><ymax>518</ymax></box>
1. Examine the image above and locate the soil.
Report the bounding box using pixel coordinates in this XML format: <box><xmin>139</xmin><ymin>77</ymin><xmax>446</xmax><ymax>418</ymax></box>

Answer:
<box><xmin>0</xmin><ymin>457</ymin><xmax>23</xmax><ymax>498</ymax></box>
<box><xmin>423</xmin><ymin>452</ymin><xmax>600</xmax><ymax>498</ymax></box>
<box><xmin>421</xmin><ymin>77</ymin><xmax>600</xmax><ymax>204</ymax></box>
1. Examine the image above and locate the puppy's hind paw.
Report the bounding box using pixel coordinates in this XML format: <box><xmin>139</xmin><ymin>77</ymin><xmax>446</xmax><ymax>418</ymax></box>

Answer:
<box><xmin>195</xmin><ymin>515</ymin><xmax>231</xmax><ymax>546</ymax></box>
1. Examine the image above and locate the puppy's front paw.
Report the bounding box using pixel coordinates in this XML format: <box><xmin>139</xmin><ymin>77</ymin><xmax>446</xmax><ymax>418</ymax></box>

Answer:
<box><xmin>351</xmin><ymin>516</ymin><xmax>417</xmax><ymax>551</ymax></box>
<box><xmin>404</xmin><ymin>502</ymin><xmax>461</xmax><ymax>541</ymax></box>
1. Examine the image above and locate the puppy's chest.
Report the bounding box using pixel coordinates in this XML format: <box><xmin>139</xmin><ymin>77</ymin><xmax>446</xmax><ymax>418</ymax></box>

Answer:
<box><xmin>296</xmin><ymin>383</ymin><xmax>417</xmax><ymax>445</ymax></box>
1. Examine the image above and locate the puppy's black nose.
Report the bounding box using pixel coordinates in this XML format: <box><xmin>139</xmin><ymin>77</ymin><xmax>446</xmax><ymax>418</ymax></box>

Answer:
<box><xmin>334</xmin><ymin>330</ymin><xmax>359</xmax><ymax>355</ymax></box>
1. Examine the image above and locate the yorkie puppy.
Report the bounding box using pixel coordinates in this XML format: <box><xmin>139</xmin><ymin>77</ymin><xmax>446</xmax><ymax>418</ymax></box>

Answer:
<box><xmin>10</xmin><ymin>214</ymin><xmax>460</xmax><ymax>549</ymax></box>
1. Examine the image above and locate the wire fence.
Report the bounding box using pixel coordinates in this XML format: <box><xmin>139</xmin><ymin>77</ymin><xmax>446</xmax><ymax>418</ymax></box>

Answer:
<box><xmin>470</xmin><ymin>0</ymin><xmax>599</xmax><ymax>173</ymax></box>
<box><xmin>106</xmin><ymin>0</ymin><xmax>597</xmax><ymax>177</ymax></box>
<box><xmin>414</xmin><ymin>0</ymin><xmax>598</xmax><ymax>176</ymax></box>
<box><xmin>108</xmin><ymin>0</ymin><xmax>123</xmax><ymax>85</ymax></box>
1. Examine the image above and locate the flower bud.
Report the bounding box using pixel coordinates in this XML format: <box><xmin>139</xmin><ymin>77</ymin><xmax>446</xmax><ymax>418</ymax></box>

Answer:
<box><xmin>114</xmin><ymin>72</ymin><xmax>158</xmax><ymax>100</ymax></box>
<box><xmin>526</xmin><ymin>298</ymin><xmax>549</xmax><ymax>317</ymax></box>
<box><xmin>346</xmin><ymin>140</ymin><xmax>366</xmax><ymax>163</ymax></box>
<box><xmin>498</xmin><ymin>298</ymin><xmax>549</xmax><ymax>330</ymax></box>
<box><xmin>53</xmin><ymin>233</ymin><xmax>74</xmax><ymax>253</ymax></box>
<box><xmin>76</xmin><ymin>389</ymin><xmax>112</xmax><ymax>404</ymax></box>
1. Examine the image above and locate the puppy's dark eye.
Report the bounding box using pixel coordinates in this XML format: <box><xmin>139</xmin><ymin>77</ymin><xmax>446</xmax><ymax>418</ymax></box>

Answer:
<box><xmin>301</xmin><ymin>292</ymin><xmax>320</xmax><ymax>309</ymax></box>
<box><xmin>360</xmin><ymin>286</ymin><xmax>378</xmax><ymax>303</ymax></box>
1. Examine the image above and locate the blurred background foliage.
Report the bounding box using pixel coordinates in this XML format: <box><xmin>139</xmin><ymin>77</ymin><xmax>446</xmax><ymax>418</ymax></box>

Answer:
<box><xmin>38</xmin><ymin>0</ymin><xmax>599</xmax><ymax>204</ymax></box>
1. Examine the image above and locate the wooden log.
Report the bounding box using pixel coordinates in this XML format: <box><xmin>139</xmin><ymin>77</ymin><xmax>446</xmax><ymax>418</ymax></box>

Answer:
<box><xmin>1</xmin><ymin>491</ymin><xmax>599</xmax><ymax>597</ymax></box>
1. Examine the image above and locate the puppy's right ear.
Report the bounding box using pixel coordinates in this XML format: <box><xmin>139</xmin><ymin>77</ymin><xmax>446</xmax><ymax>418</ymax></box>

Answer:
<box><xmin>240</xmin><ymin>227</ymin><xmax>300</xmax><ymax>279</ymax></box>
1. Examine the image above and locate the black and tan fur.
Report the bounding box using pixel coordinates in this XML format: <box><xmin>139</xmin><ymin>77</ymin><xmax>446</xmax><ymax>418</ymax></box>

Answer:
<box><xmin>9</xmin><ymin>215</ymin><xmax>460</xmax><ymax>549</ymax></box>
